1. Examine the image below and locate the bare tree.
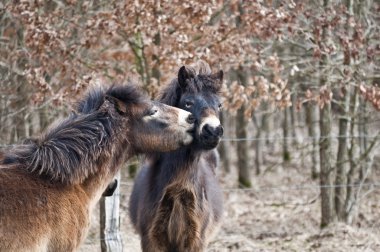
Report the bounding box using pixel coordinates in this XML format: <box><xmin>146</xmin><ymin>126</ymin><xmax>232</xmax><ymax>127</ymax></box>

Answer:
<box><xmin>319</xmin><ymin>0</ymin><xmax>337</xmax><ymax>228</ymax></box>
<box><xmin>335</xmin><ymin>0</ymin><xmax>354</xmax><ymax>221</ymax></box>
<box><xmin>236</xmin><ymin>67</ymin><xmax>251</xmax><ymax>187</ymax></box>
<box><xmin>282</xmin><ymin>106</ymin><xmax>291</xmax><ymax>162</ymax></box>
<box><xmin>306</xmin><ymin>101</ymin><xmax>319</xmax><ymax>179</ymax></box>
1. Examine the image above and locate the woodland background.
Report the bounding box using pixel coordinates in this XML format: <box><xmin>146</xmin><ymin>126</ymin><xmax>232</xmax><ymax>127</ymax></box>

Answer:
<box><xmin>1</xmin><ymin>0</ymin><xmax>380</xmax><ymax>251</ymax></box>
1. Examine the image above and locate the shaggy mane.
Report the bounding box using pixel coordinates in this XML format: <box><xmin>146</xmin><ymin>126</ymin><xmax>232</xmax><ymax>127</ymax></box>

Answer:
<box><xmin>1</xmin><ymin>84</ymin><xmax>143</xmax><ymax>184</ymax></box>
<box><xmin>77</xmin><ymin>85</ymin><xmax>146</xmax><ymax>114</ymax></box>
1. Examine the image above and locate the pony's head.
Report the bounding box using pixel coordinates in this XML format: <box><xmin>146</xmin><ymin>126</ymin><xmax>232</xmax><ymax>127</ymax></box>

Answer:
<box><xmin>90</xmin><ymin>85</ymin><xmax>196</xmax><ymax>153</ymax></box>
<box><xmin>160</xmin><ymin>61</ymin><xmax>224</xmax><ymax>150</ymax></box>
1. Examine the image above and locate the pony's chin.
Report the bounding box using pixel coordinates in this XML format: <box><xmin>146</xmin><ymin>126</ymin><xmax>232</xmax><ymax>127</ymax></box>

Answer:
<box><xmin>198</xmin><ymin>136</ymin><xmax>221</xmax><ymax>150</ymax></box>
<box><xmin>182</xmin><ymin>134</ymin><xmax>194</xmax><ymax>146</ymax></box>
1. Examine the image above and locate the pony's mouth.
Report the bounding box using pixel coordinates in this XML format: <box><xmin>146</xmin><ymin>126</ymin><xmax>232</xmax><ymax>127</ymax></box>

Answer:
<box><xmin>187</xmin><ymin>127</ymin><xmax>196</xmax><ymax>134</ymax></box>
<box><xmin>198</xmin><ymin>134</ymin><xmax>221</xmax><ymax>150</ymax></box>
<box><xmin>182</xmin><ymin>129</ymin><xmax>195</xmax><ymax>146</ymax></box>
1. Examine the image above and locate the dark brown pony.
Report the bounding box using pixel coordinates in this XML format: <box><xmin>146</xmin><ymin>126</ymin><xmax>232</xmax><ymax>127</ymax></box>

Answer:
<box><xmin>129</xmin><ymin>61</ymin><xmax>224</xmax><ymax>252</ymax></box>
<box><xmin>0</xmin><ymin>84</ymin><xmax>194</xmax><ymax>252</ymax></box>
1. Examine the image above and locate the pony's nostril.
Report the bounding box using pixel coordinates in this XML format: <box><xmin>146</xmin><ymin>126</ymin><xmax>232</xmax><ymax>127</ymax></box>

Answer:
<box><xmin>203</xmin><ymin>124</ymin><xmax>213</xmax><ymax>135</ymax></box>
<box><xmin>186</xmin><ymin>114</ymin><xmax>196</xmax><ymax>124</ymax></box>
<box><xmin>216</xmin><ymin>126</ymin><xmax>224</xmax><ymax>137</ymax></box>
<box><xmin>202</xmin><ymin>124</ymin><xmax>223</xmax><ymax>137</ymax></box>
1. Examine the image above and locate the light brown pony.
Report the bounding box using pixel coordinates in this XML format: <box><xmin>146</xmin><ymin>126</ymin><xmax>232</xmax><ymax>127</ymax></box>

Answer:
<box><xmin>0</xmin><ymin>84</ymin><xmax>194</xmax><ymax>252</ymax></box>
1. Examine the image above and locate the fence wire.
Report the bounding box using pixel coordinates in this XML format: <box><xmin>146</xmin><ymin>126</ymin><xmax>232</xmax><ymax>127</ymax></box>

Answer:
<box><xmin>0</xmin><ymin>134</ymin><xmax>379</xmax><ymax>148</ymax></box>
<box><xmin>118</xmin><ymin>182</ymin><xmax>380</xmax><ymax>193</ymax></box>
<box><xmin>0</xmin><ymin>182</ymin><xmax>378</xmax><ymax>193</ymax></box>
<box><xmin>221</xmin><ymin>134</ymin><xmax>380</xmax><ymax>142</ymax></box>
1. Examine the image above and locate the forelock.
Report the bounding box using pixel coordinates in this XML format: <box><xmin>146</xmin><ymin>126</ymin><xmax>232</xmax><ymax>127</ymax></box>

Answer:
<box><xmin>193</xmin><ymin>60</ymin><xmax>211</xmax><ymax>75</ymax></box>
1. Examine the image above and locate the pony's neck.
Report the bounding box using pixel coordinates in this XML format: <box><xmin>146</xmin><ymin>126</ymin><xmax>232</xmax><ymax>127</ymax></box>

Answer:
<box><xmin>80</xmin><ymin>145</ymin><xmax>130</xmax><ymax>202</ymax></box>
<box><xmin>157</xmin><ymin>146</ymin><xmax>204</xmax><ymax>181</ymax></box>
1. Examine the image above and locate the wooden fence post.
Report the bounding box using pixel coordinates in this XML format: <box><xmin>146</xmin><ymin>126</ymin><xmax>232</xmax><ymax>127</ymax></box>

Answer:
<box><xmin>100</xmin><ymin>172</ymin><xmax>123</xmax><ymax>252</ymax></box>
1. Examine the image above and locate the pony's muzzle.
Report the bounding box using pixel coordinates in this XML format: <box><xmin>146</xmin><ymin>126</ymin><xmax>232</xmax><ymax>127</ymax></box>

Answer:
<box><xmin>199</xmin><ymin>115</ymin><xmax>223</xmax><ymax>149</ymax></box>
<box><xmin>177</xmin><ymin>110</ymin><xmax>195</xmax><ymax>146</ymax></box>
<box><xmin>199</xmin><ymin>115</ymin><xmax>223</xmax><ymax>136</ymax></box>
<box><xmin>178</xmin><ymin>110</ymin><xmax>195</xmax><ymax>129</ymax></box>
<box><xmin>202</xmin><ymin>124</ymin><xmax>224</xmax><ymax>138</ymax></box>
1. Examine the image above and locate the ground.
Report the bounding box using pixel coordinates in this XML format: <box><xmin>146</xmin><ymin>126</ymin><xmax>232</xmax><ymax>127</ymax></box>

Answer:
<box><xmin>80</xmin><ymin>156</ymin><xmax>380</xmax><ymax>252</ymax></box>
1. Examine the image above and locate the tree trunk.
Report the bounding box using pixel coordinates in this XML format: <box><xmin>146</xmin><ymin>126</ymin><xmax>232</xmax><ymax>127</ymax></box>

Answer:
<box><xmin>358</xmin><ymin>0</ymin><xmax>374</xmax><ymax>184</ymax></box>
<box><xmin>319</xmin><ymin>103</ymin><xmax>336</xmax><ymax>227</ymax></box>
<box><xmin>252</xmin><ymin>113</ymin><xmax>263</xmax><ymax>175</ymax></box>
<box><xmin>334</xmin><ymin>90</ymin><xmax>350</xmax><ymax>220</ymax></box>
<box><xmin>218</xmin><ymin>112</ymin><xmax>231</xmax><ymax>173</ymax></box>
<box><xmin>358</xmin><ymin>95</ymin><xmax>372</xmax><ymax>182</ymax></box>
<box><xmin>39</xmin><ymin>107</ymin><xmax>50</xmax><ymax>132</ymax></box>
<box><xmin>236</xmin><ymin>107</ymin><xmax>250</xmax><ymax>187</ymax></box>
<box><xmin>236</xmin><ymin>67</ymin><xmax>251</xmax><ymax>188</ymax></box>
<box><xmin>319</xmin><ymin>101</ymin><xmax>336</xmax><ymax>227</ymax></box>
<box><xmin>0</xmin><ymin>94</ymin><xmax>9</xmax><ymax>144</ymax></box>
<box><xmin>344</xmin><ymin>85</ymin><xmax>359</xmax><ymax>224</ymax></box>
<box><xmin>283</xmin><ymin>107</ymin><xmax>291</xmax><ymax>162</ymax></box>
<box><xmin>306</xmin><ymin>102</ymin><xmax>319</xmax><ymax>179</ymax></box>
<box><xmin>290</xmin><ymin>85</ymin><xmax>298</xmax><ymax>146</ymax></box>
<box><xmin>335</xmin><ymin>0</ymin><xmax>357</xmax><ymax>221</ymax></box>
<box><xmin>128</xmin><ymin>32</ymin><xmax>150</xmax><ymax>89</ymax></box>
<box><xmin>15</xmin><ymin>112</ymin><xmax>26</xmax><ymax>143</ymax></box>
<box><xmin>262</xmin><ymin>103</ymin><xmax>273</xmax><ymax>148</ymax></box>
<box><xmin>319</xmin><ymin>0</ymin><xmax>336</xmax><ymax>228</ymax></box>
<box><xmin>255</xmin><ymin>129</ymin><xmax>263</xmax><ymax>175</ymax></box>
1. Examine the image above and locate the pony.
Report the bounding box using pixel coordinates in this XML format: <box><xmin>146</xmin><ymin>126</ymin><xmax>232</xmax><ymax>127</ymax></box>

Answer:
<box><xmin>129</xmin><ymin>61</ymin><xmax>224</xmax><ymax>252</ymax></box>
<box><xmin>0</xmin><ymin>84</ymin><xmax>195</xmax><ymax>252</ymax></box>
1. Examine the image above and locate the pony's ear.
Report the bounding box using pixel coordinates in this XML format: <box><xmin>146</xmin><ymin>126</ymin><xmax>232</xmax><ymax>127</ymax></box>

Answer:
<box><xmin>105</xmin><ymin>95</ymin><xmax>127</xmax><ymax>114</ymax></box>
<box><xmin>178</xmin><ymin>66</ymin><xmax>191</xmax><ymax>90</ymax></box>
<box><xmin>210</xmin><ymin>70</ymin><xmax>224</xmax><ymax>91</ymax></box>
<box><xmin>211</xmin><ymin>70</ymin><xmax>223</xmax><ymax>82</ymax></box>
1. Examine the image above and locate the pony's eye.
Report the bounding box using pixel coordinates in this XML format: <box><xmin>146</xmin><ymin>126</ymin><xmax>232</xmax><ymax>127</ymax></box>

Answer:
<box><xmin>185</xmin><ymin>101</ymin><xmax>193</xmax><ymax>109</ymax></box>
<box><xmin>218</xmin><ymin>103</ymin><xmax>222</xmax><ymax>110</ymax></box>
<box><xmin>148</xmin><ymin>108</ymin><xmax>158</xmax><ymax>116</ymax></box>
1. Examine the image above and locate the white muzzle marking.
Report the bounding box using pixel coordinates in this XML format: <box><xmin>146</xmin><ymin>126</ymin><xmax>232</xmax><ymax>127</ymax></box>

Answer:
<box><xmin>199</xmin><ymin>115</ymin><xmax>221</xmax><ymax>132</ymax></box>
